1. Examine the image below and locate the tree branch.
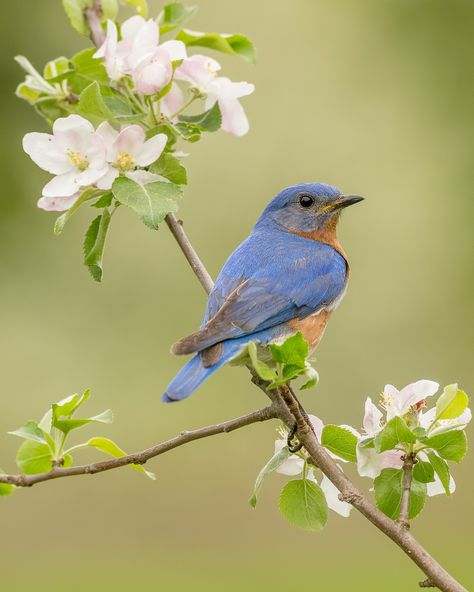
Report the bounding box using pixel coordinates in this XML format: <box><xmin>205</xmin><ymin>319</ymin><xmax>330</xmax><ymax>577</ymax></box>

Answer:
<box><xmin>0</xmin><ymin>405</ymin><xmax>277</xmax><ymax>488</ymax></box>
<box><xmin>399</xmin><ymin>452</ymin><xmax>416</xmax><ymax>529</ymax></box>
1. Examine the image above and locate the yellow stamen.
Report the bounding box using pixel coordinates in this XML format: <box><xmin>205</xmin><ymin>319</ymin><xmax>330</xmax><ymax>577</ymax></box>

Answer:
<box><xmin>67</xmin><ymin>150</ymin><xmax>89</xmax><ymax>171</ymax></box>
<box><xmin>116</xmin><ymin>152</ymin><xmax>135</xmax><ymax>172</ymax></box>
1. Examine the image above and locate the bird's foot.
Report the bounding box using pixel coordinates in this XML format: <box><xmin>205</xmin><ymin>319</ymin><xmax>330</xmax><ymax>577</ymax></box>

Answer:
<box><xmin>287</xmin><ymin>423</ymin><xmax>303</xmax><ymax>453</ymax></box>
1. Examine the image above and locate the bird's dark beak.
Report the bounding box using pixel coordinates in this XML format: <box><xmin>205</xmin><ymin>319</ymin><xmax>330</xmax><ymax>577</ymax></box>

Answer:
<box><xmin>333</xmin><ymin>194</ymin><xmax>365</xmax><ymax>210</ymax></box>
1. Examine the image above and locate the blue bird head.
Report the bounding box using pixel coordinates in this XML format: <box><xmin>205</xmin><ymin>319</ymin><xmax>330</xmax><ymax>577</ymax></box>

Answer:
<box><xmin>255</xmin><ymin>183</ymin><xmax>364</xmax><ymax>234</ymax></box>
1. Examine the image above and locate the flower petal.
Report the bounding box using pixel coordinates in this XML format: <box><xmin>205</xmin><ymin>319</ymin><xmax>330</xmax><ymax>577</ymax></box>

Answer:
<box><xmin>96</xmin><ymin>121</ymin><xmax>119</xmax><ymax>160</ymax></box>
<box><xmin>37</xmin><ymin>192</ymin><xmax>81</xmax><ymax>212</ymax></box>
<box><xmin>320</xmin><ymin>475</ymin><xmax>352</xmax><ymax>517</ymax></box>
<box><xmin>308</xmin><ymin>415</ymin><xmax>324</xmax><ymax>440</ymax></box>
<box><xmin>273</xmin><ymin>439</ymin><xmax>304</xmax><ymax>476</ymax></box>
<box><xmin>217</xmin><ymin>96</ymin><xmax>250</xmax><ymax>136</ymax></box>
<box><xmin>363</xmin><ymin>397</ymin><xmax>383</xmax><ymax>436</ymax></box>
<box><xmin>161</xmin><ymin>83</ymin><xmax>185</xmax><ymax>119</ymax></box>
<box><xmin>96</xmin><ymin>167</ymin><xmax>119</xmax><ymax>190</ymax></box>
<box><xmin>159</xmin><ymin>40</ymin><xmax>187</xmax><ymax>61</ymax></box>
<box><xmin>42</xmin><ymin>171</ymin><xmax>80</xmax><ymax>197</ymax></box>
<box><xmin>114</xmin><ymin>125</ymin><xmax>146</xmax><ymax>158</ymax></box>
<box><xmin>134</xmin><ymin>133</ymin><xmax>167</xmax><ymax>166</ymax></box>
<box><xmin>133</xmin><ymin>55</ymin><xmax>172</xmax><ymax>95</ymax></box>
<box><xmin>22</xmin><ymin>132</ymin><xmax>71</xmax><ymax>175</ymax></box>
<box><xmin>427</xmin><ymin>474</ymin><xmax>455</xmax><ymax>497</ymax></box>
<box><xmin>175</xmin><ymin>54</ymin><xmax>221</xmax><ymax>89</ymax></box>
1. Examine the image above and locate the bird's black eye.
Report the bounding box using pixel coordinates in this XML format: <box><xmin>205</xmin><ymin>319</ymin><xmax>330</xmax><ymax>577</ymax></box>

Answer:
<box><xmin>298</xmin><ymin>194</ymin><xmax>315</xmax><ymax>208</ymax></box>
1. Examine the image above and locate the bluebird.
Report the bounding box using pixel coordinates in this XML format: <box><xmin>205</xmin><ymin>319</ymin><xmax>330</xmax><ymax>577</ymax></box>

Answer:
<box><xmin>163</xmin><ymin>183</ymin><xmax>363</xmax><ymax>402</ymax></box>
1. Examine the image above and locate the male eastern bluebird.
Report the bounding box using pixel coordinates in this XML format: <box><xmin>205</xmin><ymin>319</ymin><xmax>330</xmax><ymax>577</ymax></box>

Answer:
<box><xmin>162</xmin><ymin>183</ymin><xmax>363</xmax><ymax>402</ymax></box>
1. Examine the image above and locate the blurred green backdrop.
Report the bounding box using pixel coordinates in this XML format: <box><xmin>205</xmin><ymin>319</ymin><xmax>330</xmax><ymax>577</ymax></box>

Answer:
<box><xmin>1</xmin><ymin>0</ymin><xmax>473</xmax><ymax>590</ymax></box>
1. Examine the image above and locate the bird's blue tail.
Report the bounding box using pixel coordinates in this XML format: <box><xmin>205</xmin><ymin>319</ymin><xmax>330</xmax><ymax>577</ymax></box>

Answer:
<box><xmin>162</xmin><ymin>340</ymin><xmax>245</xmax><ymax>403</ymax></box>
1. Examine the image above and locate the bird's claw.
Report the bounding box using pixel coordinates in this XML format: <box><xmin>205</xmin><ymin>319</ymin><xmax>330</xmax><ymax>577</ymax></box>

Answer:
<box><xmin>287</xmin><ymin>423</ymin><xmax>303</xmax><ymax>453</ymax></box>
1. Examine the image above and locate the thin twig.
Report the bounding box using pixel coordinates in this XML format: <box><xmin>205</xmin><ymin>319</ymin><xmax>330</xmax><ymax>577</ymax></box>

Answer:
<box><xmin>399</xmin><ymin>452</ymin><xmax>416</xmax><ymax>529</ymax></box>
<box><xmin>84</xmin><ymin>0</ymin><xmax>105</xmax><ymax>47</ymax></box>
<box><xmin>165</xmin><ymin>214</ymin><xmax>214</xmax><ymax>295</ymax></box>
<box><xmin>0</xmin><ymin>406</ymin><xmax>277</xmax><ymax>488</ymax></box>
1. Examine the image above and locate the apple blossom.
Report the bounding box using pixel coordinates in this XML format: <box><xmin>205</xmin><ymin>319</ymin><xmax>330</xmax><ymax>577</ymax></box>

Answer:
<box><xmin>175</xmin><ymin>54</ymin><xmax>254</xmax><ymax>136</ymax></box>
<box><xmin>95</xmin><ymin>122</ymin><xmax>167</xmax><ymax>189</ymax></box>
<box><xmin>382</xmin><ymin>380</ymin><xmax>439</xmax><ymax>420</ymax></box>
<box><xmin>356</xmin><ymin>396</ymin><xmax>404</xmax><ymax>478</ymax></box>
<box><xmin>23</xmin><ymin>114</ymin><xmax>108</xmax><ymax>198</ymax></box>
<box><xmin>94</xmin><ymin>16</ymin><xmax>158</xmax><ymax>80</ymax></box>
<box><xmin>132</xmin><ymin>41</ymin><xmax>187</xmax><ymax>96</ymax></box>
<box><xmin>94</xmin><ymin>16</ymin><xmax>186</xmax><ymax>94</ymax></box>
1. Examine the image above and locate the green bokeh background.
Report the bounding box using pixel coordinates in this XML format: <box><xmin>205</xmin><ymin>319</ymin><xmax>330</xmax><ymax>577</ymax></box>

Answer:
<box><xmin>1</xmin><ymin>1</ymin><xmax>473</xmax><ymax>590</ymax></box>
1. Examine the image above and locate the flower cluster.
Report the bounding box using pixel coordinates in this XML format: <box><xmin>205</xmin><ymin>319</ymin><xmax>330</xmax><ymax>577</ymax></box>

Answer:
<box><xmin>95</xmin><ymin>17</ymin><xmax>254</xmax><ymax>135</ymax></box>
<box><xmin>251</xmin><ymin>371</ymin><xmax>470</xmax><ymax>531</ymax></box>
<box><xmin>23</xmin><ymin>114</ymin><xmax>167</xmax><ymax>211</ymax></box>
<box><xmin>16</xmin><ymin>1</ymin><xmax>255</xmax><ymax>280</ymax></box>
<box><xmin>356</xmin><ymin>380</ymin><xmax>470</xmax><ymax>495</ymax></box>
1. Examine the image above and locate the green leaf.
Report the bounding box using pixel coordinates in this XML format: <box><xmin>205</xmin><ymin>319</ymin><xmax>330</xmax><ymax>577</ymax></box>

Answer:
<box><xmin>83</xmin><ymin>209</ymin><xmax>112</xmax><ymax>282</ymax></box>
<box><xmin>16</xmin><ymin>82</ymin><xmax>41</xmax><ymax>104</ymax></box>
<box><xmin>0</xmin><ymin>469</ymin><xmax>14</xmax><ymax>497</ymax></box>
<box><xmin>62</xmin><ymin>0</ymin><xmax>92</xmax><ymax>36</ymax></box>
<box><xmin>159</xmin><ymin>3</ymin><xmax>198</xmax><ymax>34</ymax></box>
<box><xmin>86</xmin><ymin>437</ymin><xmax>155</xmax><ymax>480</ymax></box>
<box><xmin>53</xmin><ymin>391</ymin><xmax>91</xmax><ymax>419</ymax></box>
<box><xmin>8</xmin><ymin>421</ymin><xmax>48</xmax><ymax>445</ymax></box>
<box><xmin>54</xmin><ymin>188</ymin><xmax>97</xmax><ymax>235</ymax></box>
<box><xmin>78</xmin><ymin>81</ymin><xmax>114</xmax><ymax>121</ymax></box>
<box><xmin>92</xmin><ymin>192</ymin><xmax>114</xmax><ymax>208</ymax></box>
<box><xmin>52</xmin><ymin>408</ymin><xmax>113</xmax><ymax>435</ymax></box>
<box><xmin>435</xmin><ymin>384</ymin><xmax>469</xmax><ymax>421</ymax></box>
<box><xmin>413</xmin><ymin>460</ymin><xmax>435</xmax><ymax>483</ymax></box>
<box><xmin>269</xmin><ymin>332</ymin><xmax>308</xmax><ymax>368</ymax></box>
<box><xmin>374</xmin><ymin>468</ymin><xmax>403</xmax><ymax>519</ymax></box>
<box><xmin>321</xmin><ymin>425</ymin><xmax>358</xmax><ymax>462</ymax></box>
<box><xmin>149</xmin><ymin>153</ymin><xmax>187</xmax><ymax>185</ymax></box>
<box><xmin>249</xmin><ymin>445</ymin><xmax>291</xmax><ymax>508</ymax></box>
<box><xmin>424</xmin><ymin>430</ymin><xmax>467</xmax><ymax>462</ymax></box>
<box><xmin>427</xmin><ymin>452</ymin><xmax>451</xmax><ymax>495</ymax></box>
<box><xmin>112</xmin><ymin>177</ymin><xmax>182</xmax><ymax>230</ymax></box>
<box><xmin>16</xmin><ymin>441</ymin><xmax>53</xmax><ymax>474</ymax></box>
<box><xmin>374</xmin><ymin>416</ymin><xmax>416</xmax><ymax>453</ymax></box>
<box><xmin>71</xmin><ymin>48</ymin><xmax>109</xmax><ymax>85</ymax></box>
<box><xmin>178</xmin><ymin>102</ymin><xmax>222</xmax><ymax>132</ymax></box>
<box><xmin>279</xmin><ymin>479</ymin><xmax>328</xmax><ymax>532</ymax></box>
<box><xmin>176</xmin><ymin>29</ymin><xmax>256</xmax><ymax>63</ymax></box>
<box><xmin>122</xmin><ymin>0</ymin><xmax>148</xmax><ymax>17</ymax></box>
<box><xmin>174</xmin><ymin>122</ymin><xmax>202</xmax><ymax>142</ymax></box>
<box><xmin>359</xmin><ymin>437</ymin><xmax>375</xmax><ymax>449</ymax></box>
<box><xmin>44</xmin><ymin>56</ymin><xmax>73</xmax><ymax>83</ymax></box>
<box><xmin>409</xmin><ymin>479</ymin><xmax>427</xmax><ymax>519</ymax></box>
<box><xmin>247</xmin><ymin>342</ymin><xmax>277</xmax><ymax>383</ymax></box>
<box><xmin>374</xmin><ymin>468</ymin><xmax>427</xmax><ymax>520</ymax></box>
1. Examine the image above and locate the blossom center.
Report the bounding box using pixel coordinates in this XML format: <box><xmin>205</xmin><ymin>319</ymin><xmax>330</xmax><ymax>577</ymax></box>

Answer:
<box><xmin>116</xmin><ymin>152</ymin><xmax>135</xmax><ymax>172</ymax></box>
<box><xmin>67</xmin><ymin>150</ymin><xmax>89</xmax><ymax>171</ymax></box>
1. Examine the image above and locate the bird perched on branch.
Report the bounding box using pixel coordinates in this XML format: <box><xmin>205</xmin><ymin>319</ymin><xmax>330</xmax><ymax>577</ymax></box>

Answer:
<box><xmin>163</xmin><ymin>183</ymin><xmax>363</xmax><ymax>402</ymax></box>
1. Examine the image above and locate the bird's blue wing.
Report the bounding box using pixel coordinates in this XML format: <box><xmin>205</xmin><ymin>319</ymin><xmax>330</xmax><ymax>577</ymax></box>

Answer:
<box><xmin>173</xmin><ymin>229</ymin><xmax>347</xmax><ymax>355</ymax></box>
